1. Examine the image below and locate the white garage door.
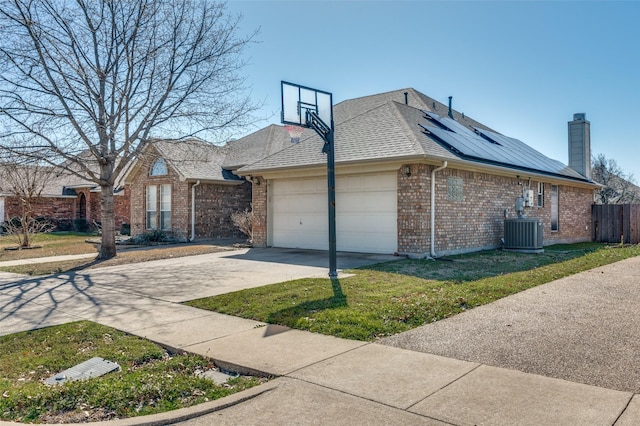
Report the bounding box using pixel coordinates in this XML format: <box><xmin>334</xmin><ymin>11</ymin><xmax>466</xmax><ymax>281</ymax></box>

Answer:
<box><xmin>270</xmin><ymin>173</ymin><xmax>397</xmax><ymax>254</ymax></box>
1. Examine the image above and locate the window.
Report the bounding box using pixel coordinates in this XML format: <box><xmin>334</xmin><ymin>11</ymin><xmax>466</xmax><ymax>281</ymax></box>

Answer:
<box><xmin>150</xmin><ymin>158</ymin><xmax>168</xmax><ymax>176</ymax></box>
<box><xmin>160</xmin><ymin>184</ymin><xmax>171</xmax><ymax>230</ymax></box>
<box><xmin>550</xmin><ymin>185</ymin><xmax>559</xmax><ymax>232</ymax></box>
<box><xmin>146</xmin><ymin>184</ymin><xmax>171</xmax><ymax>230</ymax></box>
<box><xmin>537</xmin><ymin>182</ymin><xmax>544</xmax><ymax>208</ymax></box>
<box><xmin>146</xmin><ymin>185</ymin><xmax>157</xmax><ymax>230</ymax></box>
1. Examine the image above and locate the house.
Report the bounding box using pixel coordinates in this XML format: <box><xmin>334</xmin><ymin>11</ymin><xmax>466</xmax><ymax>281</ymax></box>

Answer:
<box><xmin>236</xmin><ymin>88</ymin><xmax>599</xmax><ymax>256</ymax></box>
<box><xmin>0</xmin><ymin>163</ymin><xmax>129</xmax><ymax>232</ymax></box>
<box><xmin>123</xmin><ymin>134</ymin><xmax>292</xmax><ymax>240</ymax></box>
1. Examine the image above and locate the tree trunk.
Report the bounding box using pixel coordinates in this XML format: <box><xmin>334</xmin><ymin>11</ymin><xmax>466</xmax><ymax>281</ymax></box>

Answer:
<box><xmin>98</xmin><ymin>184</ymin><xmax>117</xmax><ymax>259</ymax></box>
<box><xmin>20</xmin><ymin>200</ymin><xmax>31</xmax><ymax>248</ymax></box>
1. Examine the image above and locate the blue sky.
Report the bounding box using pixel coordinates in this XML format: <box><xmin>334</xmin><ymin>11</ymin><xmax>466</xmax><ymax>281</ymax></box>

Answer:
<box><xmin>226</xmin><ymin>1</ymin><xmax>640</xmax><ymax>181</ymax></box>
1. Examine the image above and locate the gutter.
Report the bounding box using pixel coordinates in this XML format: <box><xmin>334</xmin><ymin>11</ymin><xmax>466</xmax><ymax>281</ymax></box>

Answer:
<box><xmin>190</xmin><ymin>180</ymin><xmax>200</xmax><ymax>241</ymax></box>
<box><xmin>430</xmin><ymin>161</ymin><xmax>448</xmax><ymax>258</ymax></box>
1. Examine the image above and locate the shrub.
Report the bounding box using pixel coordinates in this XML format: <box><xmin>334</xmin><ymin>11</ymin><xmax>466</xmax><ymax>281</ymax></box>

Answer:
<box><xmin>119</xmin><ymin>223</ymin><xmax>131</xmax><ymax>236</ymax></box>
<box><xmin>74</xmin><ymin>218</ymin><xmax>89</xmax><ymax>232</ymax></box>
<box><xmin>231</xmin><ymin>209</ymin><xmax>252</xmax><ymax>242</ymax></box>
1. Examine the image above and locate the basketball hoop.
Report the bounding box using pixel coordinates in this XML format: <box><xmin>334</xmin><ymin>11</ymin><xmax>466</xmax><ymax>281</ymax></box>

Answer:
<box><xmin>285</xmin><ymin>124</ymin><xmax>304</xmax><ymax>144</ymax></box>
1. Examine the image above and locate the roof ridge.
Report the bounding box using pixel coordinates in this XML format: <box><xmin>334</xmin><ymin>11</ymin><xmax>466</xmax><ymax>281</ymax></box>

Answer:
<box><xmin>388</xmin><ymin>101</ymin><xmax>428</xmax><ymax>156</ymax></box>
<box><xmin>334</xmin><ymin>87</ymin><xmax>416</xmax><ymax>108</ymax></box>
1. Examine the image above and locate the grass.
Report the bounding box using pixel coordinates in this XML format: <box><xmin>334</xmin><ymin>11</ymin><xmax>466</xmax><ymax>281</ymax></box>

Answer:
<box><xmin>186</xmin><ymin>243</ymin><xmax>640</xmax><ymax>341</ymax></box>
<box><xmin>0</xmin><ymin>232</ymin><xmax>98</xmax><ymax>262</ymax></box>
<box><xmin>0</xmin><ymin>321</ymin><xmax>264</xmax><ymax>423</ymax></box>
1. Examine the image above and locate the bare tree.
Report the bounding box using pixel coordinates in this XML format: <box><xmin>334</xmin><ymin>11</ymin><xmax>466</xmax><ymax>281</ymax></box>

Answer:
<box><xmin>592</xmin><ymin>153</ymin><xmax>640</xmax><ymax>204</ymax></box>
<box><xmin>0</xmin><ymin>162</ymin><xmax>55</xmax><ymax>248</ymax></box>
<box><xmin>0</xmin><ymin>0</ymin><xmax>258</xmax><ymax>259</ymax></box>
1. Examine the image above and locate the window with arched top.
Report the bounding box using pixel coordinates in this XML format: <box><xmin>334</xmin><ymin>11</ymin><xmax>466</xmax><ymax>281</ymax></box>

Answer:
<box><xmin>150</xmin><ymin>158</ymin><xmax>168</xmax><ymax>176</ymax></box>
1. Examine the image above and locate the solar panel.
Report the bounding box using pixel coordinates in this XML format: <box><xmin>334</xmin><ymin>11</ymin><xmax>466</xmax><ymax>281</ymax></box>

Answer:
<box><xmin>419</xmin><ymin>114</ymin><xmax>587</xmax><ymax>180</ymax></box>
<box><xmin>423</xmin><ymin>111</ymin><xmax>479</xmax><ymax>139</ymax></box>
<box><xmin>472</xmin><ymin>128</ymin><xmax>584</xmax><ymax>178</ymax></box>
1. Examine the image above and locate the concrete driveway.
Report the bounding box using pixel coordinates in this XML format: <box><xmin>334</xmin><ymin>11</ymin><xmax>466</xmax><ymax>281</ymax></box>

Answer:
<box><xmin>0</xmin><ymin>247</ymin><xmax>395</xmax><ymax>336</ymax></box>
<box><xmin>380</xmin><ymin>255</ymin><xmax>640</xmax><ymax>394</ymax></box>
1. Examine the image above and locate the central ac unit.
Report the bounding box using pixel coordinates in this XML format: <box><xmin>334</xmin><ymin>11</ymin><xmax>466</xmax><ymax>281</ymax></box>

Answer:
<box><xmin>504</xmin><ymin>218</ymin><xmax>543</xmax><ymax>253</ymax></box>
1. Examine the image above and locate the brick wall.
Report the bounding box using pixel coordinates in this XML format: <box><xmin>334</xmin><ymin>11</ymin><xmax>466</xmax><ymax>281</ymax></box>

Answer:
<box><xmin>193</xmin><ymin>181</ymin><xmax>252</xmax><ymax>239</ymax></box>
<box><xmin>397</xmin><ymin>164</ymin><xmax>431</xmax><ymax>253</ymax></box>
<box><xmin>4</xmin><ymin>196</ymin><xmax>76</xmax><ymax>220</ymax></box>
<box><xmin>129</xmin><ymin>151</ymin><xmax>251</xmax><ymax>239</ymax></box>
<box><xmin>3</xmin><ymin>186</ymin><xmax>131</xmax><ymax>232</ymax></box>
<box><xmin>129</xmin><ymin>154</ymin><xmax>184</xmax><ymax>237</ymax></box>
<box><xmin>113</xmin><ymin>186</ymin><xmax>131</xmax><ymax>228</ymax></box>
<box><xmin>398</xmin><ymin>164</ymin><xmax>593</xmax><ymax>255</ymax></box>
<box><xmin>251</xmin><ymin>177</ymin><xmax>268</xmax><ymax>247</ymax></box>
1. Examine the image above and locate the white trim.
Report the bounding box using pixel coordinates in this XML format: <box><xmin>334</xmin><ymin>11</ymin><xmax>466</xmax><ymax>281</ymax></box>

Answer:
<box><xmin>243</xmin><ymin>156</ymin><xmax>600</xmax><ymax>190</ymax></box>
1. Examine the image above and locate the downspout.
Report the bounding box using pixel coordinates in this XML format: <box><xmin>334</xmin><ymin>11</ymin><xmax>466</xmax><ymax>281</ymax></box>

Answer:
<box><xmin>190</xmin><ymin>180</ymin><xmax>200</xmax><ymax>241</ymax></box>
<box><xmin>430</xmin><ymin>162</ymin><xmax>448</xmax><ymax>258</ymax></box>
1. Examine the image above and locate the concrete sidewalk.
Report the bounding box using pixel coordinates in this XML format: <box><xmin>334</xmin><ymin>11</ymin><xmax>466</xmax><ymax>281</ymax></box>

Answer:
<box><xmin>1</xmin><ymin>251</ymin><xmax>640</xmax><ymax>425</ymax></box>
<box><xmin>0</xmin><ymin>252</ymin><xmax>96</xmax><ymax>267</ymax></box>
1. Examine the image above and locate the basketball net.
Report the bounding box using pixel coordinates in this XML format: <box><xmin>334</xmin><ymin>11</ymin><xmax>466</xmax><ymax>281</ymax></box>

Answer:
<box><xmin>285</xmin><ymin>124</ymin><xmax>304</xmax><ymax>144</ymax></box>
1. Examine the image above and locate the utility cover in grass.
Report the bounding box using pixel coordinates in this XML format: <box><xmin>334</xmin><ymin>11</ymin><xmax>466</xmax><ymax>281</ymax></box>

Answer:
<box><xmin>44</xmin><ymin>357</ymin><xmax>120</xmax><ymax>385</ymax></box>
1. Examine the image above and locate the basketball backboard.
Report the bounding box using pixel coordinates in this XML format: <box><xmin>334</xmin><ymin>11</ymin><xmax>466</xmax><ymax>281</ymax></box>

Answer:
<box><xmin>281</xmin><ymin>81</ymin><xmax>333</xmax><ymax>128</ymax></box>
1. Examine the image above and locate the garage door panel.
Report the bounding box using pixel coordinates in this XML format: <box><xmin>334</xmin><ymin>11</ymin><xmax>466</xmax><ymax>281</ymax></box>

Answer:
<box><xmin>271</xmin><ymin>173</ymin><xmax>397</xmax><ymax>254</ymax></box>
<box><xmin>272</xmin><ymin>194</ymin><xmax>325</xmax><ymax>213</ymax></box>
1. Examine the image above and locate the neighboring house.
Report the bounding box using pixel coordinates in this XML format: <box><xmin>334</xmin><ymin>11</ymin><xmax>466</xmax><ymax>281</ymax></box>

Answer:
<box><xmin>123</xmin><ymin>135</ymin><xmax>291</xmax><ymax>240</ymax></box>
<box><xmin>237</xmin><ymin>88</ymin><xmax>599</xmax><ymax>256</ymax></box>
<box><xmin>0</xmin><ymin>163</ymin><xmax>129</xmax><ymax>231</ymax></box>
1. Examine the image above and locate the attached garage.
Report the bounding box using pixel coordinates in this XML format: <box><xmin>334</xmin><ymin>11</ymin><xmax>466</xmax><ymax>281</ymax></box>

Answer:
<box><xmin>269</xmin><ymin>172</ymin><xmax>397</xmax><ymax>254</ymax></box>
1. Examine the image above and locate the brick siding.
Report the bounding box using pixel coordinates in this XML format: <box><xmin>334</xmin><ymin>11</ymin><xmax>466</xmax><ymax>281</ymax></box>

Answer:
<box><xmin>129</xmin><ymin>150</ymin><xmax>251</xmax><ymax>239</ymax></box>
<box><xmin>193</xmin><ymin>181</ymin><xmax>252</xmax><ymax>239</ymax></box>
<box><xmin>251</xmin><ymin>177</ymin><xmax>268</xmax><ymax>247</ymax></box>
<box><xmin>399</xmin><ymin>164</ymin><xmax>593</xmax><ymax>255</ymax></box>
<box><xmin>3</xmin><ymin>196</ymin><xmax>76</xmax><ymax>221</ymax></box>
<box><xmin>253</xmin><ymin>164</ymin><xmax>594</xmax><ymax>255</ymax></box>
<box><xmin>3</xmin><ymin>184</ymin><xmax>131</xmax><ymax>232</ymax></box>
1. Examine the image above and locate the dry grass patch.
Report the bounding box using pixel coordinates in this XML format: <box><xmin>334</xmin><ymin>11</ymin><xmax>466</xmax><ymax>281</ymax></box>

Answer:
<box><xmin>0</xmin><ymin>244</ymin><xmax>236</xmax><ymax>276</ymax></box>
<box><xmin>0</xmin><ymin>233</ymin><xmax>97</xmax><ymax>261</ymax></box>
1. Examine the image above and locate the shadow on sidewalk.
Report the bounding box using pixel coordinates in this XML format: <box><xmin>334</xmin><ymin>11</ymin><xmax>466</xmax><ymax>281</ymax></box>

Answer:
<box><xmin>0</xmin><ymin>271</ymin><xmax>102</xmax><ymax>334</ymax></box>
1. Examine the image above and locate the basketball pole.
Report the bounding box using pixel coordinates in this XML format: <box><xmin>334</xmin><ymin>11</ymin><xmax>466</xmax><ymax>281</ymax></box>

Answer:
<box><xmin>326</xmin><ymin>127</ymin><xmax>338</xmax><ymax>279</ymax></box>
<box><xmin>306</xmin><ymin>110</ymin><xmax>338</xmax><ymax>279</ymax></box>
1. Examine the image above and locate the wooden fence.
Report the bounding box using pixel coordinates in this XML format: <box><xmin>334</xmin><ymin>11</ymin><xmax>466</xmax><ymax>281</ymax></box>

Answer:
<box><xmin>592</xmin><ymin>204</ymin><xmax>640</xmax><ymax>244</ymax></box>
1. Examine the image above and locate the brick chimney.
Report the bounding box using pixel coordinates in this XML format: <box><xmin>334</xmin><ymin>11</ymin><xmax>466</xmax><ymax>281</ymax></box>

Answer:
<box><xmin>568</xmin><ymin>113</ymin><xmax>591</xmax><ymax>179</ymax></box>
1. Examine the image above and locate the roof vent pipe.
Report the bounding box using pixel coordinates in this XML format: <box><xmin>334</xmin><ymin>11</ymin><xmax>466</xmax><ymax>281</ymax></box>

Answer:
<box><xmin>404</xmin><ymin>92</ymin><xmax>408</xmax><ymax>105</ymax></box>
<box><xmin>448</xmin><ymin>96</ymin><xmax>454</xmax><ymax>119</ymax></box>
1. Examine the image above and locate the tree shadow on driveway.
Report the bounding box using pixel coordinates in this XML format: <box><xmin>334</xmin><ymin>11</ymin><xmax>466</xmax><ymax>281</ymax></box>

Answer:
<box><xmin>0</xmin><ymin>271</ymin><xmax>103</xmax><ymax>335</ymax></box>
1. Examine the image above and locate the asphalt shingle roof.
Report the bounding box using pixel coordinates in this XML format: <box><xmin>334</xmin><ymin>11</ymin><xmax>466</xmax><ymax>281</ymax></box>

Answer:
<box><xmin>237</xmin><ymin>88</ymin><xmax>595</xmax><ymax>183</ymax></box>
<box><xmin>0</xmin><ymin>164</ymin><xmax>83</xmax><ymax>197</ymax></box>
<box><xmin>223</xmin><ymin>125</ymin><xmax>297</xmax><ymax>169</ymax></box>
<box><xmin>150</xmin><ymin>139</ymin><xmax>238</xmax><ymax>182</ymax></box>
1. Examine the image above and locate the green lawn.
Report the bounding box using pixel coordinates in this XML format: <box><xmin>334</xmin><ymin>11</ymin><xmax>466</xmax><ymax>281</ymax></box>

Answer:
<box><xmin>186</xmin><ymin>243</ymin><xmax>640</xmax><ymax>341</ymax></box>
<box><xmin>0</xmin><ymin>321</ymin><xmax>264</xmax><ymax>423</ymax></box>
